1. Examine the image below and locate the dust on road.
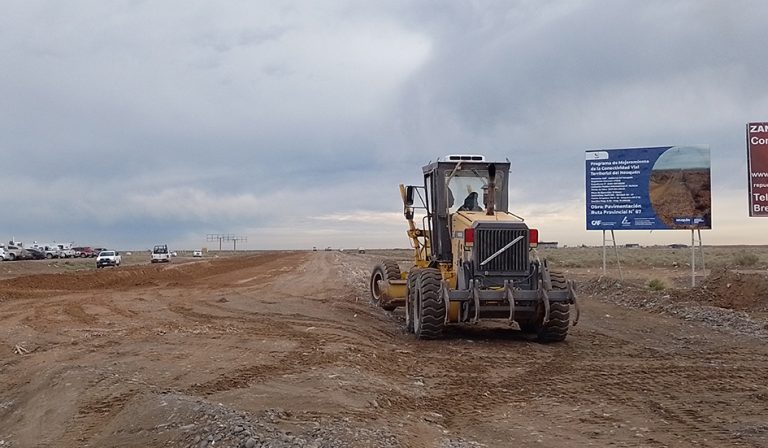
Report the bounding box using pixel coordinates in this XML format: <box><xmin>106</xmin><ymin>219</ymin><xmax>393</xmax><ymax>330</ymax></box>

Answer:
<box><xmin>0</xmin><ymin>252</ymin><xmax>766</xmax><ymax>447</ymax></box>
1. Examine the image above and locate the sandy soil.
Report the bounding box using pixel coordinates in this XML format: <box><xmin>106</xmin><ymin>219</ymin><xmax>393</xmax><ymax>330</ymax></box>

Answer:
<box><xmin>1</xmin><ymin>251</ymin><xmax>767</xmax><ymax>447</ymax></box>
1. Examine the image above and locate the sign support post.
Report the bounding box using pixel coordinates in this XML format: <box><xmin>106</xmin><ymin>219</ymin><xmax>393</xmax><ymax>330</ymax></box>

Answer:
<box><xmin>602</xmin><ymin>230</ymin><xmax>606</xmax><ymax>275</ymax></box>
<box><xmin>691</xmin><ymin>230</ymin><xmax>695</xmax><ymax>287</ymax></box>
<box><xmin>601</xmin><ymin>229</ymin><xmax>623</xmax><ymax>280</ymax></box>
<box><xmin>690</xmin><ymin>229</ymin><xmax>705</xmax><ymax>287</ymax></box>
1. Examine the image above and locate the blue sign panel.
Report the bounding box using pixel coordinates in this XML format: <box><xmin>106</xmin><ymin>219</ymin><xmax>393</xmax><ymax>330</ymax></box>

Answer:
<box><xmin>586</xmin><ymin>146</ymin><xmax>711</xmax><ymax>230</ymax></box>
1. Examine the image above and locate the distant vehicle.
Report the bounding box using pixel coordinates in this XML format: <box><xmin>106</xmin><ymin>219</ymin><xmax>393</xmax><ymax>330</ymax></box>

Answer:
<box><xmin>192</xmin><ymin>250</ymin><xmax>203</xmax><ymax>257</ymax></box>
<box><xmin>171</xmin><ymin>251</ymin><xmax>178</xmax><ymax>257</ymax></box>
<box><xmin>358</xmin><ymin>248</ymin><xmax>365</xmax><ymax>254</ymax></box>
<box><xmin>57</xmin><ymin>244</ymin><xmax>76</xmax><ymax>258</ymax></box>
<box><xmin>42</xmin><ymin>245</ymin><xmax>62</xmax><ymax>259</ymax></box>
<box><xmin>151</xmin><ymin>245</ymin><xmax>171</xmax><ymax>263</ymax></box>
<box><xmin>324</xmin><ymin>247</ymin><xmax>332</xmax><ymax>251</ymax></box>
<box><xmin>96</xmin><ymin>250</ymin><xmax>121</xmax><ymax>268</ymax></box>
<box><xmin>92</xmin><ymin>248</ymin><xmax>107</xmax><ymax>256</ymax></box>
<box><xmin>25</xmin><ymin>247</ymin><xmax>46</xmax><ymax>260</ymax></box>
<box><xmin>312</xmin><ymin>246</ymin><xmax>317</xmax><ymax>252</ymax></box>
<box><xmin>3</xmin><ymin>244</ymin><xmax>26</xmax><ymax>261</ymax></box>
<box><xmin>72</xmin><ymin>246</ymin><xmax>95</xmax><ymax>258</ymax></box>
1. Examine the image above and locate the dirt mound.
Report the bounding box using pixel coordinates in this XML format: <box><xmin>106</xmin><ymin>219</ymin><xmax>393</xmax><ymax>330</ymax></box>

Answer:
<box><xmin>701</xmin><ymin>268</ymin><xmax>768</xmax><ymax>311</ymax></box>
<box><xmin>580</xmin><ymin>271</ymin><xmax>768</xmax><ymax>313</ymax></box>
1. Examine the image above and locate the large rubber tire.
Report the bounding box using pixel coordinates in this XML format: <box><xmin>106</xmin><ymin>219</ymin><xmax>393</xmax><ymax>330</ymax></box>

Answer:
<box><xmin>535</xmin><ymin>302</ymin><xmax>569</xmax><ymax>342</ymax></box>
<box><xmin>369</xmin><ymin>259</ymin><xmax>401</xmax><ymax>311</ymax></box>
<box><xmin>413</xmin><ymin>268</ymin><xmax>446</xmax><ymax>340</ymax></box>
<box><xmin>533</xmin><ymin>270</ymin><xmax>571</xmax><ymax>342</ymax></box>
<box><xmin>405</xmin><ymin>268</ymin><xmax>420</xmax><ymax>333</ymax></box>
<box><xmin>518</xmin><ymin>270</ymin><xmax>570</xmax><ymax>342</ymax></box>
<box><xmin>7</xmin><ymin>253</ymin><xmax>15</xmax><ymax>261</ymax></box>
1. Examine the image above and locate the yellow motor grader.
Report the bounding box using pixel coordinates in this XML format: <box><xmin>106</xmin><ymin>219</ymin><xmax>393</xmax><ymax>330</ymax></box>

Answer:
<box><xmin>369</xmin><ymin>155</ymin><xmax>578</xmax><ymax>341</ymax></box>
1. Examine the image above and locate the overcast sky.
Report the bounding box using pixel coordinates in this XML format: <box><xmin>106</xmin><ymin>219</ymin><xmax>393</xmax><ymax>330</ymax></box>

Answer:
<box><xmin>2</xmin><ymin>0</ymin><xmax>768</xmax><ymax>250</ymax></box>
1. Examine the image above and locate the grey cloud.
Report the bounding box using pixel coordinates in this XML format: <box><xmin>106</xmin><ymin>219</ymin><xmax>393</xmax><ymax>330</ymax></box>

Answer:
<box><xmin>3</xmin><ymin>1</ymin><xmax>768</xmax><ymax>249</ymax></box>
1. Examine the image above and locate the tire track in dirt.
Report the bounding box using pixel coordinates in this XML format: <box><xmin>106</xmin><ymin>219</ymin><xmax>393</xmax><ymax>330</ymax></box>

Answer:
<box><xmin>3</xmin><ymin>250</ymin><xmax>768</xmax><ymax>447</ymax></box>
<box><xmin>54</xmin><ymin>390</ymin><xmax>139</xmax><ymax>447</ymax></box>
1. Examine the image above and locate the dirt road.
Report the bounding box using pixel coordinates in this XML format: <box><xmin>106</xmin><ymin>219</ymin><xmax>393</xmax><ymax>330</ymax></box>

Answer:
<box><xmin>1</xmin><ymin>252</ymin><xmax>767</xmax><ymax>447</ymax></box>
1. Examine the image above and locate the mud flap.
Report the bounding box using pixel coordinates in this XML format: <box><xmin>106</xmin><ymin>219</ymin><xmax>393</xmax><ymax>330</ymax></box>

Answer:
<box><xmin>471</xmin><ymin>280</ymin><xmax>480</xmax><ymax>324</ymax></box>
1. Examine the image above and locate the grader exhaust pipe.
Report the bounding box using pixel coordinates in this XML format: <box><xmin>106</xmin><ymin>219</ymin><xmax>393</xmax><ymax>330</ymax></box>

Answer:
<box><xmin>486</xmin><ymin>163</ymin><xmax>496</xmax><ymax>215</ymax></box>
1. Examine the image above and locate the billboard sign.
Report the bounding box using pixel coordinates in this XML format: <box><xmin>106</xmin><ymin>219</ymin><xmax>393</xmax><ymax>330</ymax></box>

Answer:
<box><xmin>586</xmin><ymin>146</ymin><xmax>711</xmax><ymax>230</ymax></box>
<box><xmin>747</xmin><ymin>122</ymin><xmax>768</xmax><ymax>217</ymax></box>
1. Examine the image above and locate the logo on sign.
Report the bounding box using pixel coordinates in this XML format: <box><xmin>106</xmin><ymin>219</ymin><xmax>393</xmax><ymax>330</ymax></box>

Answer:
<box><xmin>591</xmin><ymin>220</ymin><xmax>602</xmax><ymax>226</ymax></box>
<box><xmin>621</xmin><ymin>216</ymin><xmax>630</xmax><ymax>225</ymax></box>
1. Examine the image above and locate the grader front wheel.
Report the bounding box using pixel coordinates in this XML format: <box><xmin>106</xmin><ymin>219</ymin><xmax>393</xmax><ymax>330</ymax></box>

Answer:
<box><xmin>413</xmin><ymin>268</ymin><xmax>445</xmax><ymax>340</ymax></box>
<box><xmin>369</xmin><ymin>259</ymin><xmax>401</xmax><ymax>311</ymax></box>
<box><xmin>520</xmin><ymin>270</ymin><xmax>571</xmax><ymax>342</ymax></box>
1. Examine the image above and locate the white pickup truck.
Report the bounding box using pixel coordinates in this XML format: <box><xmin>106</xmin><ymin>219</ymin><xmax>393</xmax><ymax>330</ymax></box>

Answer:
<box><xmin>96</xmin><ymin>250</ymin><xmax>121</xmax><ymax>268</ymax></box>
<box><xmin>151</xmin><ymin>245</ymin><xmax>171</xmax><ymax>263</ymax></box>
<box><xmin>2</xmin><ymin>244</ymin><xmax>27</xmax><ymax>261</ymax></box>
<box><xmin>57</xmin><ymin>244</ymin><xmax>77</xmax><ymax>258</ymax></box>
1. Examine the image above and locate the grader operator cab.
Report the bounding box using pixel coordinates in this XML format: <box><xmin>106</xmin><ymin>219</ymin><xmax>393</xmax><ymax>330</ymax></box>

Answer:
<box><xmin>369</xmin><ymin>155</ymin><xmax>578</xmax><ymax>341</ymax></box>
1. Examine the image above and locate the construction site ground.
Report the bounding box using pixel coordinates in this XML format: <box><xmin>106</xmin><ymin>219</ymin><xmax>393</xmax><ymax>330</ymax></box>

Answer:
<box><xmin>1</xmin><ymin>249</ymin><xmax>767</xmax><ymax>447</ymax></box>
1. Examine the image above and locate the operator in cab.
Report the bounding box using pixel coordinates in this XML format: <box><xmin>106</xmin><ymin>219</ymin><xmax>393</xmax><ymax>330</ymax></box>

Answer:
<box><xmin>458</xmin><ymin>191</ymin><xmax>483</xmax><ymax>212</ymax></box>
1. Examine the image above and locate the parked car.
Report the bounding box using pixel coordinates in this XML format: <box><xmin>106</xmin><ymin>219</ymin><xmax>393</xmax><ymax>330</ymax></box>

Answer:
<box><xmin>192</xmin><ymin>250</ymin><xmax>203</xmax><ymax>257</ymax></box>
<box><xmin>96</xmin><ymin>250</ymin><xmax>121</xmax><ymax>268</ymax></box>
<box><xmin>92</xmin><ymin>248</ymin><xmax>106</xmax><ymax>257</ymax></box>
<box><xmin>42</xmin><ymin>245</ymin><xmax>63</xmax><ymax>259</ymax></box>
<box><xmin>3</xmin><ymin>244</ymin><xmax>26</xmax><ymax>261</ymax></box>
<box><xmin>57</xmin><ymin>244</ymin><xmax>76</xmax><ymax>258</ymax></box>
<box><xmin>73</xmin><ymin>246</ymin><xmax>95</xmax><ymax>258</ymax></box>
<box><xmin>25</xmin><ymin>247</ymin><xmax>47</xmax><ymax>260</ymax></box>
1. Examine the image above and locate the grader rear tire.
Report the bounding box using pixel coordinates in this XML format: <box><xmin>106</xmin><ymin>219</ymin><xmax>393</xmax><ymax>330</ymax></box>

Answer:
<box><xmin>413</xmin><ymin>268</ymin><xmax>445</xmax><ymax>340</ymax></box>
<box><xmin>369</xmin><ymin>259</ymin><xmax>401</xmax><ymax>311</ymax></box>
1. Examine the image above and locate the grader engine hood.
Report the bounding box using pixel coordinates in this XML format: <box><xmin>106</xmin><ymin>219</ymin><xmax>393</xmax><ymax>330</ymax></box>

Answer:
<box><xmin>471</xmin><ymin>221</ymin><xmax>531</xmax><ymax>276</ymax></box>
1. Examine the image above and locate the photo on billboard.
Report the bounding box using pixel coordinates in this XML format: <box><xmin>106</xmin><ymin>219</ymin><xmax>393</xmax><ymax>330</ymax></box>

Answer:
<box><xmin>648</xmin><ymin>146</ymin><xmax>711</xmax><ymax>228</ymax></box>
<box><xmin>586</xmin><ymin>145</ymin><xmax>711</xmax><ymax>230</ymax></box>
